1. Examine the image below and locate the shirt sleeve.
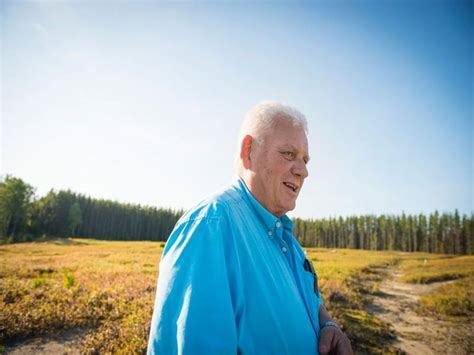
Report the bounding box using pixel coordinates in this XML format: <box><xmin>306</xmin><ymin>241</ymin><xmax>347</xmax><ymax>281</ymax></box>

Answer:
<box><xmin>147</xmin><ymin>215</ymin><xmax>238</xmax><ymax>355</ymax></box>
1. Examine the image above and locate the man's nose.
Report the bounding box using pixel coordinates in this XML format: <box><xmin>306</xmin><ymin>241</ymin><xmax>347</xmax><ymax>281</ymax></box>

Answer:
<box><xmin>292</xmin><ymin>159</ymin><xmax>309</xmax><ymax>179</ymax></box>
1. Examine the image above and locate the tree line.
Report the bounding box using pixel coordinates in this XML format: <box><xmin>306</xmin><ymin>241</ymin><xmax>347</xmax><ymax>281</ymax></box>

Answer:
<box><xmin>0</xmin><ymin>176</ymin><xmax>182</xmax><ymax>243</ymax></box>
<box><xmin>293</xmin><ymin>212</ymin><xmax>473</xmax><ymax>255</ymax></box>
<box><xmin>1</xmin><ymin>175</ymin><xmax>472</xmax><ymax>254</ymax></box>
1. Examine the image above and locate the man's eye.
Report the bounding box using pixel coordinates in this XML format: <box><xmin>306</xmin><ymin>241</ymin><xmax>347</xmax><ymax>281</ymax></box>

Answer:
<box><xmin>282</xmin><ymin>151</ymin><xmax>295</xmax><ymax>160</ymax></box>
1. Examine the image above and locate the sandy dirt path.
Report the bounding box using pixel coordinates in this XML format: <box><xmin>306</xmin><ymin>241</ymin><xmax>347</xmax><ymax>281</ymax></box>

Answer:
<box><xmin>369</xmin><ymin>268</ymin><xmax>473</xmax><ymax>354</ymax></box>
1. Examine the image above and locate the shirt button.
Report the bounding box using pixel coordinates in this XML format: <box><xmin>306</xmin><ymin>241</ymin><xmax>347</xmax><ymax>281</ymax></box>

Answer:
<box><xmin>281</xmin><ymin>247</ymin><xmax>287</xmax><ymax>253</ymax></box>
<box><xmin>268</xmin><ymin>230</ymin><xmax>273</xmax><ymax>237</ymax></box>
<box><xmin>276</xmin><ymin>221</ymin><xmax>281</xmax><ymax>228</ymax></box>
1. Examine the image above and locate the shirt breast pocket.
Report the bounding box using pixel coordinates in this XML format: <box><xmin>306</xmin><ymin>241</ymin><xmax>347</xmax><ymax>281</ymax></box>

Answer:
<box><xmin>300</xmin><ymin>259</ymin><xmax>321</xmax><ymax>335</ymax></box>
<box><xmin>303</xmin><ymin>258</ymin><xmax>319</xmax><ymax>296</ymax></box>
<box><xmin>299</xmin><ymin>258</ymin><xmax>320</xmax><ymax>312</ymax></box>
<box><xmin>302</xmin><ymin>270</ymin><xmax>319</xmax><ymax>302</ymax></box>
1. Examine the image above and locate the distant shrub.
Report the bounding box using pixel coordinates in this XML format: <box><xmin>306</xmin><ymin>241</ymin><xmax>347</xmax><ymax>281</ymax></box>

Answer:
<box><xmin>63</xmin><ymin>273</ymin><xmax>75</xmax><ymax>288</ymax></box>
<box><xmin>32</xmin><ymin>278</ymin><xmax>47</xmax><ymax>288</ymax></box>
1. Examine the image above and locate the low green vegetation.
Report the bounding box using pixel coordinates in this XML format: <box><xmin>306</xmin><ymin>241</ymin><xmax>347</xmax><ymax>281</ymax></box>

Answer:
<box><xmin>307</xmin><ymin>248</ymin><xmax>401</xmax><ymax>353</ymax></box>
<box><xmin>1</xmin><ymin>240</ymin><xmax>472</xmax><ymax>353</ymax></box>
<box><xmin>419</xmin><ymin>277</ymin><xmax>474</xmax><ymax>317</ymax></box>
<box><xmin>399</xmin><ymin>255</ymin><xmax>474</xmax><ymax>284</ymax></box>
<box><xmin>0</xmin><ymin>239</ymin><xmax>161</xmax><ymax>353</ymax></box>
<box><xmin>397</xmin><ymin>255</ymin><xmax>474</xmax><ymax>317</ymax></box>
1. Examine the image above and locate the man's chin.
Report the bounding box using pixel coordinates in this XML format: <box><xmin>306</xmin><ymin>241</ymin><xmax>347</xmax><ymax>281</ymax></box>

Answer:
<box><xmin>283</xmin><ymin>201</ymin><xmax>296</xmax><ymax>214</ymax></box>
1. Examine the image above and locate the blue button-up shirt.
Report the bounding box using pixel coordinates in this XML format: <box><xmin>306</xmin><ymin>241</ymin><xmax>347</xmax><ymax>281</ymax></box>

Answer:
<box><xmin>148</xmin><ymin>177</ymin><xmax>323</xmax><ymax>354</ymax></box>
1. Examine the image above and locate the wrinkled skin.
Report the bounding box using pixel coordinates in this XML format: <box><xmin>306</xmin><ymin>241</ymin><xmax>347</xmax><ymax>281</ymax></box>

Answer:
<box><xmin>240</xmin><ymin>116</ymin><xmax>309</xmax><ymax>217</ymax></box>
<box><xmin>319</xmin><ymin>304</ymin><xmax>353</xmax><ymax>355</ymax></box>
<box><xmin>240</xmin><ymin>116</ymin><xmax>354</xmax><ymax>354</ymax></box>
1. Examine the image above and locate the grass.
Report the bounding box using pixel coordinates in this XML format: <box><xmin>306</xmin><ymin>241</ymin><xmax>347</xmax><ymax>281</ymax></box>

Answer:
<box><xmin>398</xmin><ymin>255</ymin><xmax>474</xmax><ymax>284</ymax></box>
<box><xmin>0</xmin><ymin>238</ymin><xmax>162</xmax><ymax>353</ymax></box>
<box><xmin>0</xmin><ymin>239</ymin><xmax>472</xmax><ymax>353</ymax></box>
<box><xmin>396</xmin><ymin>254</ymin><xmax>474</xmax><ymax>317</ymax></box>
<box><xmin>305</xmin><ymin>248</ymin><xmax>402</xmax><ymax>353</ymax></box>
<box><xmin>419</xmin><ymin>277</ymin><xmax>474</xmax><ymax>317</ymax></box>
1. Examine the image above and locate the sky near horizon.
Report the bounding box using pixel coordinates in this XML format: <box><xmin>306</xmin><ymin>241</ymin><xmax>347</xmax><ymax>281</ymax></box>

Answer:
<box><xmin>1</xmin><ymin>0</ymin><xmax>473</xmax><ymax>219</ymax></box>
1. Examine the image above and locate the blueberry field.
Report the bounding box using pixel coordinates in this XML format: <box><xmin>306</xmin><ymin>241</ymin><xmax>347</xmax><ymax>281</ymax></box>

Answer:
<box><xmin>1</xmin><ymin>239</ymin><xmax>473</xmax><ymax>354</ymax></box>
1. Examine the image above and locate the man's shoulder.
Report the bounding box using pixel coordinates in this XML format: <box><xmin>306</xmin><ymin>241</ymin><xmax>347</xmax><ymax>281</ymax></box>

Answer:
<box><xmin>177</xmin><ymin>182</ymin><xmax>244</xmax><ymax>225</ymax></box>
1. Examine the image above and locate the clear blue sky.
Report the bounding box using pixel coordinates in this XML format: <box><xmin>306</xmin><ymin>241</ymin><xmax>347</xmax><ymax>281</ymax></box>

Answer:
<box><xmin>1</xmin><ymin>0</ymin><xmax>472</xmax><ymax>219</ymax></box>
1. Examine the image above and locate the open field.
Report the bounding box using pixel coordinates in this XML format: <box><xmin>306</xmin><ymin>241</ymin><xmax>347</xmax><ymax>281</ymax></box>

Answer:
<box><xmin>1</xmin><ymin>239</ymin><xmax>473</xmax><ymax>354</ymax></box>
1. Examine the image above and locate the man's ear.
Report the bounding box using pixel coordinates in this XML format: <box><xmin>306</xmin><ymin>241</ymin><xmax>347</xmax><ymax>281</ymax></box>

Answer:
<box><xmin>240</xmin><ymin>135</ymin><xmax>253</xmax><ymax>169</ymax></box>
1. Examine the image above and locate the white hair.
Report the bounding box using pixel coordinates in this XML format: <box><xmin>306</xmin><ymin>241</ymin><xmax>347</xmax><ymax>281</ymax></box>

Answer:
<box><xmin>234</xmin><ymin>101</ymin><xmax>308</xmax><ymax>173</ymax></box>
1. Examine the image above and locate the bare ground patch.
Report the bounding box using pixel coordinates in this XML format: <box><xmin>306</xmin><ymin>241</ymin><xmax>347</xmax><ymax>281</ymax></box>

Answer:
<box><xmin>368</xmin><ymin>269</ymin><xmax>474</xmax><ymax>354</ymax></box>
<box><xmin>3</xmin><ymin>328</ymin><xmax>90</xmax><ymax>355</ymax></box>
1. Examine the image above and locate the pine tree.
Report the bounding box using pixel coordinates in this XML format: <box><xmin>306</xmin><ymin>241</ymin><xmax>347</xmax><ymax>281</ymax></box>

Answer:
<box><xmin>68</xmin><ymin>202</ymin><xmax>83</xmax><ymax>236</ymax></box>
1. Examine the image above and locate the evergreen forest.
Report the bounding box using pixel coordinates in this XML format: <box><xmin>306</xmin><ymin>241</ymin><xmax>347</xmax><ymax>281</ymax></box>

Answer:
<box><xmin>1</xmin><ymin>175</ymin><xmax>472</xmax><ymax>254</ymax></box>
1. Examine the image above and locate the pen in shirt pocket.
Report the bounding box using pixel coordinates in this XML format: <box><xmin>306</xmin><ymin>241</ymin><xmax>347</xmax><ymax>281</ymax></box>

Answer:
<box><xmin>303</xmin><ymin>258</ymin><xmax>319</xmax><ymax>297</ymax></box>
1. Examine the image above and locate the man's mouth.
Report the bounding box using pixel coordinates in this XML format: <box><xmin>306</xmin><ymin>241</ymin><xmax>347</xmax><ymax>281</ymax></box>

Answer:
<box><xmin>283</xmin><ymin>182</ymin><xmax>298</xmax><ymax>193</ymax></box>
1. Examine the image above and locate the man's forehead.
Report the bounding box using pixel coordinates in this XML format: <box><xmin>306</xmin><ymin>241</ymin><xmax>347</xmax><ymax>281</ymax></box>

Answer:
<box><xmin>265</xmin><ymin>121</ymin><xmax>308</xmax><ymax>141</ymax></box>
<box><xmin>259</xmin><ymin>117</ymin><xmax>308</xmax><ymax>146</ymax></box>
<box><xmin>268</xmin><ymin>119</ymin><xmax>307</xmax><ymax>137</ymax></box>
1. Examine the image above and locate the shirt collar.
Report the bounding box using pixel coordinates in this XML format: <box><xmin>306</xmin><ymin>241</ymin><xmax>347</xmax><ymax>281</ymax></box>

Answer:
<box><xmin>234</xmin><ymin>176</ymin><xmax>294</xmax><ymax>232</ymax></box>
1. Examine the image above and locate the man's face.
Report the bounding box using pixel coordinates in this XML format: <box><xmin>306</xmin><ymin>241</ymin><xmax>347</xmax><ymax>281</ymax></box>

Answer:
<box><xmin>248</xmin><ymin>117</ymin><xmax>309</xmax><ymax>216</ymax></box>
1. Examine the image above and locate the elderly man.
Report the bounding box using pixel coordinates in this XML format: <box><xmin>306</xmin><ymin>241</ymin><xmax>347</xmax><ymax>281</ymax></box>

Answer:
<box><xmin>147</xmin><ymin>101</ymin><xmax>353</xmax><ymax>354</ymax></box>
